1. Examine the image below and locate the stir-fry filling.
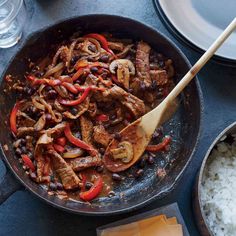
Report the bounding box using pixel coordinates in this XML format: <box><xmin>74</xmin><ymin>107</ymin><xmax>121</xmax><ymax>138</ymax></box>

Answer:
<box><xmin>8</xmin><ymin>33</ymin><xmax>174</xmax><ymax>201</ymax></box>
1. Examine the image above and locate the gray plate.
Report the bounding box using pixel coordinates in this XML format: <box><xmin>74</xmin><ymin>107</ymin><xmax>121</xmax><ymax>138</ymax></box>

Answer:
<box><xmin>156</xmin><ymin>0</ymin><xmax>236</xmax><ymax>61</ymax></box>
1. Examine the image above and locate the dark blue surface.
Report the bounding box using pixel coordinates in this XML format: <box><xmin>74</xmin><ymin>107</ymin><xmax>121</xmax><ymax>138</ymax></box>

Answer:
<box><xmin>0</xmin><ymin>0</ymin><xmax>236</xmax><ymax>235</ymax></box>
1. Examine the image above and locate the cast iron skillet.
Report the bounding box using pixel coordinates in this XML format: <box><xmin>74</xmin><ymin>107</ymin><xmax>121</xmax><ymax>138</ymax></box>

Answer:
<box><xmin>0</xmin><ymin>15</ymin><xmax>203</xmax><ymax>215</ymax></box>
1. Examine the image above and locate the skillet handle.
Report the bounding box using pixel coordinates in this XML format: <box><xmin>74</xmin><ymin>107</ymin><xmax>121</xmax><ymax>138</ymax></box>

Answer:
<box><xmin>0</xmin><ymin>169</ymin><xmax>22</xmax><ymax>204</ymax></box>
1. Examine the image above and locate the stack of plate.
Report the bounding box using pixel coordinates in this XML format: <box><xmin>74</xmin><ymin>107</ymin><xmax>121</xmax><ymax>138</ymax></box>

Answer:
<box><xmin>153</xmin><ymin>0</ymin><xmax>236</xmax><ymax>64</ymax></box>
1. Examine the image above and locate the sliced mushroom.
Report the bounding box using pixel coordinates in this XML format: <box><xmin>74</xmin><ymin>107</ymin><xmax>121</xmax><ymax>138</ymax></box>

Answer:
<box><xmin>110</xmin><ymin>141</ymin><xmax>134</xmax><ymax>163</ymax></box>
<box><xmin>109</xmin><ymin>59</ymin><xmax>135</xmax><ymax>89</ymax></box>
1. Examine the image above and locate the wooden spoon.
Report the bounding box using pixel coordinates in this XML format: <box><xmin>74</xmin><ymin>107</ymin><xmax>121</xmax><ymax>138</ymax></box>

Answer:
<box><xmin>103</xmin><ymin>18</ymin><xmax>236</xmax><ymax>172</ymax></box>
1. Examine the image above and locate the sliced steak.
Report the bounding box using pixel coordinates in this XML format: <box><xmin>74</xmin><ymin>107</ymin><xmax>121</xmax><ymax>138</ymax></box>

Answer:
<box><xmin>136</xmin><ymin>42</ymin><xmax>151</xmax><ymax>86</ymax></box>
<box><xmin>109</xmin><ymin>85</ymin><xmax>145</xmax><ymax>118</ymax></box>
<box><xmin>150</xmin><ymin>70</ymin><xmax>168</xmax><ymax>86</ymax></box>
<box><xmin>48</xmin><ymin>149</ymin><xmax>81</xmax><ymax>190</ymax></box>
<box><xmin>93</xmin><ymin>125</ymin><xmax>112</xmax><ymax>147</ymax></box>
<box><xmin>67</xmin><ymin>156</ymin><xmax>102</xmax><ymax>172</ymax></box>
<box><xmin>80</xmin><ymin>115</ymin><xmax>94</xmax><ymax>145</ymax></box>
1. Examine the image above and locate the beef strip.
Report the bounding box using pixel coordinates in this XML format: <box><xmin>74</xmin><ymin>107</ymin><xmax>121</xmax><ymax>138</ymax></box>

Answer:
<box><xmin>67</xmin><ymin>156</ymin><xmax>102</xmax><ymax>172</ymax></box>
<box><xmin>48</xmin><ymin>149</ymin><xmax>81</xmax><ymax>190</ymax></box>
<box><xmin>136</xmin><ymin>41</ymin><xmax>151</xmax><ymax>86</ymax></box>
<box><xmin>93</xmin><ymin>125</ymin><xmax>112</xmax><ymax>147</ymax></box>
<box><xmin>80</xmin><ymin>115</ymin><xmax>94</xmax><ymax>145</ymax></box>
<box><xmin>17</xmin><ymin>127</ymin><xmax>35</xmax><ymax>137</ymax></box>
<box><xmin>108</xmin><ymin>85</ymin><xmax>145</xmax><ymax>118</ymax></box>
<box><xmin>150</xmin><ymin>70</ymin><xmax>168</xmax><ymax>86</ymax></box>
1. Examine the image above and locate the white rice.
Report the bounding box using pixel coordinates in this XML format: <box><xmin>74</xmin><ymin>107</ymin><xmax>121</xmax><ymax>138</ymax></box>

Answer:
<box><xmin>201</xmin><ymin>139</ymin><xmax>236</xmax><ymax>236</ymax></box>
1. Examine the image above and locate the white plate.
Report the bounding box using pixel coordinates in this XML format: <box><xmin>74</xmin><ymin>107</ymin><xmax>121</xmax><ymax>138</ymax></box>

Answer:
<box><xmin>158</xmin><ymin>0</ymin><xmax>236</xmax><ymax>61</ymax></box>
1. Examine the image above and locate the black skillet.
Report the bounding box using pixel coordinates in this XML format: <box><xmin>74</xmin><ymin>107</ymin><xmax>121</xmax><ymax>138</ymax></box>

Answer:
<box><xmin>0</xmin><ymin>15</ymin><xmax>203</xmax><ymax>215</ymax></box>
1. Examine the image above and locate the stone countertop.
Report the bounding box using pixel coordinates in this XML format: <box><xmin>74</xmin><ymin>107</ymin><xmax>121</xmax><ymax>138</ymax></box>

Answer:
<box><xmin>0</xmin><ymin>0</ymin><xmax>236</xmax><ymax>235</ymax></box>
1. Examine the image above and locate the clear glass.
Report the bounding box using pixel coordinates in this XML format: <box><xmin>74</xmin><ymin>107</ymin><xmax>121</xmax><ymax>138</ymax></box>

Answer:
<box><xmin>0</xmin><ymin>0</ymin><xmax>27</xmax><ymax>48</ymax></box>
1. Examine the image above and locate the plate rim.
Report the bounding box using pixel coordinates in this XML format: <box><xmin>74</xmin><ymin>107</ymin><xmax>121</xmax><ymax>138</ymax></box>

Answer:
<box><xmin>153</xmin><ymin>0</ymin><xmax>236</xmax><ymax>66</ymax></box>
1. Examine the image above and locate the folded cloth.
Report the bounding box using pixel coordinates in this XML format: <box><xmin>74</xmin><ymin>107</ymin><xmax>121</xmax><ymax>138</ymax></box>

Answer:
<box><xmin>100</xmin><ymin>214</ymin><xmax>183</xmax><ymax>236</ymax></box>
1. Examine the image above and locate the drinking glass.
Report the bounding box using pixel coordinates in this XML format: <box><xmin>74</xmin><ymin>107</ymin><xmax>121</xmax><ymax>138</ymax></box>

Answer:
<box><xmin>0</xmin><ymin>0</ymin><xmax>27</xmax><ymax>48</ymax></box>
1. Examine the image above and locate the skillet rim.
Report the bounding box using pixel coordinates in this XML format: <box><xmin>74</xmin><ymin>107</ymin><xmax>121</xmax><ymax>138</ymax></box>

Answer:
<box><xmin>0</xmin><ymin>14</ymin><xmax>204</xmax><ymax>216</ymax></box>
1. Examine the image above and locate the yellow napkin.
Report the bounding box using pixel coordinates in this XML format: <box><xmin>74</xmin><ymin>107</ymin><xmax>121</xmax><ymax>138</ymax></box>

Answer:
<box><xmin>101</xmin><ymin>214</ymin><xmax>183</xmax><ymax>236</ymax></box>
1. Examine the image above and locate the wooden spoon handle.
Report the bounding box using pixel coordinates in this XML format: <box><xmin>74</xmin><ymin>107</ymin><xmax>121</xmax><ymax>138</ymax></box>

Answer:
<box><xmin>164</xmin><ymin>17</ymin><xmax>236</xmax><ymax>104</ymax></box>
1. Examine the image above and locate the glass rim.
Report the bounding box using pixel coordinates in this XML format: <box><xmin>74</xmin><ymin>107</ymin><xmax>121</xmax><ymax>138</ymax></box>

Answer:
<box><xmin>0</xmin><ymin>0</ymin><xmax>23</xmax><ymax>25</ymax></box>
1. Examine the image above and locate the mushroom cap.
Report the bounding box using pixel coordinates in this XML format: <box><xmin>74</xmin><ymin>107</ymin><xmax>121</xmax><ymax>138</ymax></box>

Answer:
<box><xmin>109</xmin><ymin>59</ymin><xmax>135</xmax><ymax>75</ymax></box>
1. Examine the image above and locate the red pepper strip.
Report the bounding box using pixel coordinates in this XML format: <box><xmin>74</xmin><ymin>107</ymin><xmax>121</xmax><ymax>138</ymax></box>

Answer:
<box><xmin>21</xmin><ymin>154</ymin><xmax>35</xmax><ymax>172</ymax></box>
<box><xmin>98</xmin><ymin>76</ymin><xmax>113</xmax><ymax>87</ymax></box>
<box><xmin>53</xmin><ymin>144</ymin><xmax>65</xmax><ymax>153</ymax></box>
<box><xmin>72</xmin><ymin>68</ymin><xmax>89</xmax><ymax>81</ymax></box>
<box><xmin>96</xmin><ymin>114</ymin><xmax>109</xmax><ymax>122</ymax></box>
<box><xmin>79</xmin><ymin>174</ymin><xmax>103</xmax><ymax>201</ymax></box>
<box><xmin>58</xmin><ymin>87</ymin><xmax>92</xmax><ymax>106</ymax></box>
<box><xmin>10</xmin><ymin>101</ymin><xmax>21</xmax><ymax>134</ymax></box>
<box><xmin>81</xmin><ymin>173</ymin><xmax>87</xmax><ymax>192</ymax></box>
<box><xmin>55</xmin><ymin>137</ymin><xmax>66</xmax><ymax>146</ymax></box>
<box><xmin>146</xmin><ymin>136</ymin><xmax>171</xmax><ymax>152</ymax></box>
<box><xmin>75</xmin><ymin>62</ymin><xmax>109</xmax><ymax>71</ymax></box>
<box><xmin>64</xmin><ymin>123</ymin><xmax>98</xmax><ymax>156</ymax></box>
<box><xmin>27</xmin><ymin>75</ymin><xmax>61</xmax><ymax>86</ymax></box>
<box><xmin>74</xmin><ymin>84</ymin><xmax>106</xmax><ymax>92</ymax></box>
<box><xmin>84</xmin><ymin>33</ymin><xmax>116</xmax><ymax>57</ymax></box>
<box><xmin>59</xmin><ymin>76</ymin><xmax>73</xmax><ymax>83</ymax></box>
<box><xmin>62</xmin><ymin>82</ymin><xmax>78</xmax><ymax>94</ymax></box>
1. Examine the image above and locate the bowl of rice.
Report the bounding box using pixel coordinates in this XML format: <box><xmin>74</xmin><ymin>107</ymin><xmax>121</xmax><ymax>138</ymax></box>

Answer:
<box><xmin>193</xmin><ymin>122</ymin><xmax>236</xmax><ymax>236</ymax></box>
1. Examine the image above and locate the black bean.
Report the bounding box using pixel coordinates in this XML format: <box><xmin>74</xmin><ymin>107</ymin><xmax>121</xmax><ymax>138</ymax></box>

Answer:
<box><xmin>20</xmin><ymin>138</ymin><xmax>26</xmax><ymax>146</ymax></box>
<box><xmin>99</xmin><ymin>148</ymin><xmax>105</xmax><ymax>155</ymax></box>
<box><xmin>49</xmin><ymin>182</ymin><xmax>57</xmax><ymax>191</ymax></box>
<box><xmin>110</xmin><ymin>114</ymin><xmax>116</xmax><ymax>120</ymax></box>
<box><xmin>147</xmin><ymin>155</ymin><xmax>155</xmax><ymax>165</ymax></box>
<box><xmin>70</xmin><ymin>107</ymin><xmax>78</xmax><ymax>115</ymax></box>
<box><xmin>90</xmin><ymin>66</ymin><xmax>98</xmax><ymax>73</ymax></box>
<box><xmin>20</xmin><ymin>146</ymin><xmax>27</xmax><ymax>154</ymax></box>
<box><xmin>139</xmin><ymin>156</ymin><xmax>146</xmax><ymax>168</ymax></box>
<box><xmin>101</xmin><ymin>73</ymin><xmax>108</xmax><ymax>79</ymax></box>
<box><xmin>112</xmin><ymin>173</ymin><xmax>122</xmax><ymax>181</ymax></box>
<box><xmin>96</xmin><ymin>165</ymin><xmax>104</xmax><ymax>173</ymax></box>
<box><xmin>30</xmin><ymin>172</ymin><xmax>37</xmax><ymax>180</ymax></box>
<box><xmin>45</xmin><ymin>86</ymin><xmax>51</xmax><ymax>92</ymax></box>
<box><xmin>15</xmin><ymin>148</ymin><xmax>22</xmax><ymax>156</ymax></box>
<box><xmin>140</xmin><ymin>82</ymin><xmax>146</xmax><ymax>91</ymax></box>
<box><xmin>153</xmin><ymin>127</ymin><xmax>163</xmax><ymax>139</ymax></box>
<box><xmin>128</xmin><ymin>88</ymin><xmax>133</xmax><ymax>93</ymax></box>
<box><xmin>70</xmin><ymin>55</ymin><xmax>79</xmax><ymax>65</ymax></box>
<box><xmin>35</xmin><ymin>71</ymin><xmax>44</xmax><ymax>77</ymax></box>
<box><xmin>47</xmin><ymin>90</ymin><xmax>57</xmax><ymax>99</ymax></box>
<box><xmin>56</xmin><ymin>182</ymin><xmax>64</xmax><ymax>190</ymax></box>
<box><xmin>88</xmin><ymin>44</ymin><xmax>97</xmax><ymax>53</ymax></box>
<box><xmin>114</xmin><ymin>132</ymin><xmax>122</xmax><ymax>141</ymax></box>
<box><xmin>45</xmin><ymin>113</ymin><xmax>52</xmax><ymax>121</ymax></box>
<box><xmin>135</xmin><ymin>169</ymin><xmax>144</xmax><ymax>178</ymax></box>
<box><xmin>99</xmin><ymin>54</ymin><xmax>109</xmax><ymax>63</ymax></box>
<box><xmin>85</xmin><ymin>182</ymin><xmax>93</xmax><ymax>190</ymax></box>
<box><xmin>159</xmin><ymin>61</ymin><xmax>165</xmax><ymax>68</ymax></box>
<box><xmin>150</xmin><ymin>80</ymin><xmax>158</xmax><ymax>90</ymax></box>
<box><xmin>74</xmin><ymin>131</ymin><xmax>82</xmax><ymax>139</ymax></box>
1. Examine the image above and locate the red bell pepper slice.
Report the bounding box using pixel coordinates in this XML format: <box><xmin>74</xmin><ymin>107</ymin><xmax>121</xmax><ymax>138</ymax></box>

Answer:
<box><xmin>79</xmin><ymin>174</ymin><xmax>103</xmax><ymax>201</ymax></box>
<box><xmin>61</xmin><ymin>82</ymin><xmax>78</xmax><ymax>94</ymax></box>
<box><xmin>96</xmin><ymin>114</ymin><xmax>109</xmax><ymax>122</ymax></box>
<box><xmin>72</xmin><ymin>68</ymin><xmax>89</xmax><ymax>81</ymax></box>
<box><xmin>27</xmin><ymin>75</ymin><xmax>61</xmax><ymax>86</ymax></box>
<box><xmin>21</xmin><ymin>154</ymin><xmax>36</xmax><ymax>172</ymax></box>
<box><xmin>10</xmin><ymin>101</ymin><xmax>21</xmax><ymax>134</ymax></box>
<box><xmin>146</xmin><ymin>136</ymin><xmax>171</xmax><ymax>152</ymax></box>
<box><xmin>53</xmin><ymin>144</ymin><xmax>65</xmax><ymax>153</ymax></box>
<box><xmin>55</xmin><ymin>137</ymin><xmax>66</xmax><ymax>146</ymax></box>
<box><xmin>58</xmin><ymin>87</ymin><xmax>92</xmax><ymax>106</ymax></box>
<box><xmin>81</xmin><ymin>173</ymin><xmax>87</xmax><ymax>192</ymax></box>
<box><xmin>84</xmin><ymin>33</ymin><xmax>116</xmax><ymax>57</ymax></box>
<box><xmin>64</xmin><ymin>123</ymin><xmax>98</xmax><ymax>156</ymax></box>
